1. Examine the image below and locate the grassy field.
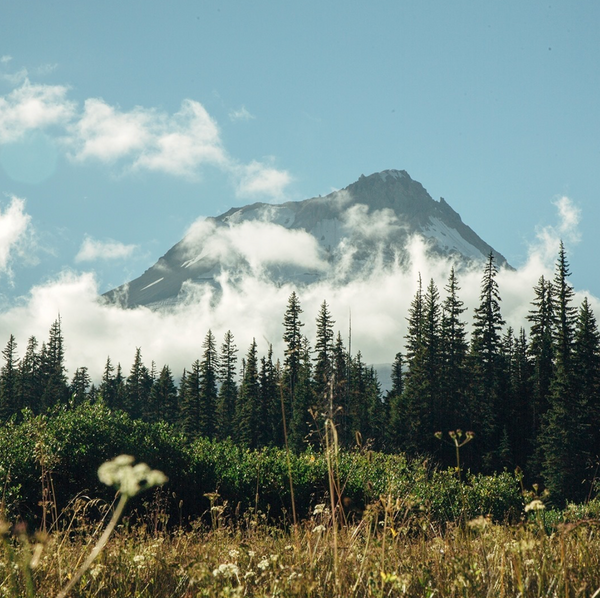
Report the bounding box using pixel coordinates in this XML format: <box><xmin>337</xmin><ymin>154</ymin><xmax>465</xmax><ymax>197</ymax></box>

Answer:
<box><xmin>2</xmin><ymin>452</ymin><xmax>600</xmax><ymax>598</ymax></box>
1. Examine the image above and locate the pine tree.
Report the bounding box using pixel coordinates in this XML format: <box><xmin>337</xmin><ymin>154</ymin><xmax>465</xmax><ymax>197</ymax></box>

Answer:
<box><xmin>216</xmin><ymin>330</ymin><xmax>238</xmax><ymax>440</ymax></box>
<box><xmin>148</xmin><ymin>365</ymin><xmax>179</xmax><ymax>424</ymax></box>
<box><xmin>289</xmin><ymin>336</ymin><xmax>314</xmax><ymax>451</ymax></box>
<box><xmin>18</xmin><ymin>336</ymin><xmax>42</xmax><ymax>413</ymax></box>
<box><xmin>440</xmin><ymin>268</ymin><xmax>469</xmax><ymax>432</ymax></box>
<box><xmin>313</xmin><ymin>300</ymin><xmax>335</xmax><ymax>407</ymax></box>
<box><xmin>70</xmin><ymin>367</ymin><xmax>91</xmax><ymax>406</ymax></box>
<box><xmin>386</xmin><ymin>352</ymin><xmax>404</xmax><ymax>450</ymax></box>
<box><xmin>282</xmin><ymin>291</ymin><xmax>304</xmax><ymax>429</ymax></box>
<box><xmin>332</xmin><ymin>332</ymin><xmax>350</xmax><ymax>446</ymax></box>
<box><xmin>198</xmin><ymin>330</ymin><xmax>218</xmax><ymax>438</ymax></box>
<box><xmin>469</xmin><ymin>253</ymin><xmax>505</xmax><ymax>470</ymax></box>
<box><xmin>40</xmin><ymin>318</ymin><xmax>70</xmax><ymax>409</ymax></box>
<box><xmin>0</xmin><ymin>335</ymin><xmax>19</xmax><ymax>421</ymax></box>
<box><xmin>99</xmin><ymin>357</ymin><xmax>116</xmax><ymax>408</ymax></box>
<box><xmin>125</xmin><ymin>348</ymin><xmax>152</xmax><ymax>419</ymax></box>
<box><xmin>182</xmin><ymin>360</ymin><xmax>202</xmax><ymax>437</ymax></box>
<box><xmin>259</xmin><ymin>346</ymin><xmax>279</xmax><ymax>447</ymax></box>
<box><xmin>539</xmin><ymin>244</ymin><xmax>584</xmax><ymax>504</ymax></box>
<box><xmin>236</xmin><ymin>339</ymin><xmax>261</xmax><ymax>448</ymax></box>
<box><xmin>527</xmin><ymin>275</ymin><xmax>556</xmax><ymax>443</ymax></box>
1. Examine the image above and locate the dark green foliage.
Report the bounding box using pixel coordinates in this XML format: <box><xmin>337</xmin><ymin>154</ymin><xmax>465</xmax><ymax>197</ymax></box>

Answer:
<box><xmin>282</xmin><ymin>291</ymin><xmax>304</xmax><ymax>434</ymax></box>
<box><xmin>124</xmin><ymin>348</ymin><xmax>153</xmax><ymax>420</ymax></box>
<box><xmin>469</xmin><ymin>253</ymin><xmax>505</xmax><ymax>470</ymax></box>
<box><xmin>40</xmin><ymin>318</ymin><xmax>70</xmax><ymax>409</ymax></box>
<box><xmin>69</xmin><ymin>366</ymin><xmax>91</xmax><ymax>407</ymax></box>
<box><xmin>215</xmin><ymin>330</ymin><xmax>238</xmax><ymax>441</ymax></box>
<box><xmin>236</xmin><ymin>339</ymin><xmax>262</xmax><ymax>448</ymax></box>
<box><xmin>289</xmin><ymin>336</ymin><xmax>314</xmax><ymax>452</ymax></box>
<box><xmin>148</xmin><ymin>365</ymin><xmax>179</xmax><ymax>424</ymax></box>
<box><xmin>0</xmin><ymin>334</ymin><xmax>19</xmax><ymax>420</ymax></box>
<box><xmin>313</xmin><ymin>300</ymin><xmax>335</xmax><ymax>405</ymax></box>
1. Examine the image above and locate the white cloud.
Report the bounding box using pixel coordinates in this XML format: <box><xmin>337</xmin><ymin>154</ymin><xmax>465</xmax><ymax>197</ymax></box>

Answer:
<box><xmin>1</xmin><ymin>56</ymin><xmax>12</xmax><ymax>64</ymax></box>
<box><xmin>0</xmin><ymin>196</ymin><xmax>33</xmax><ymax>278</ymax></box>
<box><xmin>234</xmin><ymin>160</ymin><xmax>292</xmax><ymax>200</ymax></box>
<box><xmin>0</xmin><ymin>79</ymin><xmax>76</xmax><ymax>143</ymax></box>
<box><xmin>0</xmin><ymin>195</ymin><xmax>592</xmax><ymax>384</ymax></box>
<box><xmin>229</xmin><ymin>106</ymin><xmax>255</xmax><ymax>122</ymax></box>
<box><xmin>75</xmin><ymin>236</ymin><xmax>138</xmax><ymax>263</ymax></box>
<box><xmin>0</xmin><ymin>78</ymin><xmax>290</xmax><ymax>198</ymax></box>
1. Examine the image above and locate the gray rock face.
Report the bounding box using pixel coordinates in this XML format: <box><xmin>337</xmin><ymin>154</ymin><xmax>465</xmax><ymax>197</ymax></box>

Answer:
<box><xmin>104</xmin><ymin>170</ymin><xmax>508</xmax><ymax>308</ymax></box>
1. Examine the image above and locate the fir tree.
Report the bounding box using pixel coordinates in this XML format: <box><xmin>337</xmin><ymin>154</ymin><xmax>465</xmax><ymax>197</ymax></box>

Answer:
<box><xmin>386</xmin><ymin>352</ymin><xmax>404</xmax><ymax>450</ymax></box>
<box><xmin>40</xmin><ymin>318</ymin><xmax>70</xmax><ymax>409</ymax></box>
<box><xmin>148</xmin><ymin>365</ymin><xmax>179</xmax><ymax>424</ymax></box>
<box><xmin>313</xmin><ymin>300</ymin><xmax>335</xmax><ymax>406</ymax></box>
<box><xmin>70</xmin><ymin>367</ymin><xmax>91</xmax><ymax>406</ymax></box>
<box><xmin>0</xmin><ymin>335</ymin><xmax>19</xmax><ymax>421</ymax></box>
<box><xmin>469</xmin><ymin>253</ymin><xmax>505</xmax><ymax>469</ymax></box>
<box><xmin>216</xmin><ymin>330</ymin><xmax>238</xmax><ymax>440</ymax></box>
<box><xmin>236</xmin><ymin>339</ymin><xmax>261</xmax><ymax>448</ymax></box>
<box><xmin>198</xmin><ymin>330</ymin><xmax>218</xmax><ymax>438</ymax></box>
<box><xmin>125</xmin><ymin>348</ymin><xmax>152</xmax><ymax>419</ymax></box>
<box><xmin>282</xmin><ymin>291</ymin><xmax>304</xmax><ymax>428</ymax></box>
<box><xmin>289</xmin><ymin>336</ymin><xmax>314</xmax><ymax>452</ymax></box>
<box><xmin>18</xmin><ymin>336</ymin><xmax>41</xmax><ymax>413</ymax></box>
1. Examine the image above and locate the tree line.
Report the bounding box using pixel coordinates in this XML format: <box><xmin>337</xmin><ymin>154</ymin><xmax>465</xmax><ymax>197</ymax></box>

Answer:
<box><xmin>1</xmin><ymin>242</ymin><xmax>599</xmax><ymax>505</ymax></box>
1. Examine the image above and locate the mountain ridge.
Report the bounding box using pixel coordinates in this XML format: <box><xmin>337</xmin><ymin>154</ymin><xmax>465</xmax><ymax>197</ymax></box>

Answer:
<box><xmin>104</xmin><ymin>169</ymin><xmax>509</xmax><ymax>308</ymax></box>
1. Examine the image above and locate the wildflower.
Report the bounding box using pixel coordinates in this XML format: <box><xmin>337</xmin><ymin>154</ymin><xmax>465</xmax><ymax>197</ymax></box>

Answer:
<box><xmin>525</xmin><ymin>499</ymin><xmax>545</xmax><ymax>512</ymax></box>
<box><xmin>244</xmin><ymin>571</ymin><xmax>255</xmax><ymax>580</ymax></box>
<box><xmin>248</xmin><ymin>550</ymin><xmax>256</xmax><ymax>558</ymax></box>
<box><xmin>229</xmin><ymin>549</ymin><xmax>240</xmax><ymax>559</ymax></box>
<box><xmin>467</xmin><ymin>516</ymin><xmax>491</xmax><ymax>531</ymax></box>
<box><xmin>313</xmin><ymin>503</ymin><xmax>326</xmax><ymax>515</ymax></box>
<box><xmin>212</xmin><ymin>563</ymin><xmax>240</xmax><ymax>579</ymax></box>
<box><xmin>312</xmin><ymin>524</ymin><xmax>326</xmax><ymax>534</ymax></box>
<box><xmin>257</xmin><ymin>558</ymin><xmax>270</xmax><ymax>571</ymax></box>
<box><xmin>98</xmin><ymin>455</ymin><xmax>167</xmax><ymax>498</ymax></box>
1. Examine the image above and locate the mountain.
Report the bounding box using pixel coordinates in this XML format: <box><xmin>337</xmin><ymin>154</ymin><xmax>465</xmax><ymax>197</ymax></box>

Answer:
<box><xmin>104</xmin><ymin>170</ymin><xmax>509</xmax><ymax>308</ymax></box>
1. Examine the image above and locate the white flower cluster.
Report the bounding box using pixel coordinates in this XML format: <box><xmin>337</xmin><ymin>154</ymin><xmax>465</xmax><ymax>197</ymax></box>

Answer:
<box><xmin>97</xmin><ymin>455</ymin><xmax>168</xmax><ymax>497</ymax></box>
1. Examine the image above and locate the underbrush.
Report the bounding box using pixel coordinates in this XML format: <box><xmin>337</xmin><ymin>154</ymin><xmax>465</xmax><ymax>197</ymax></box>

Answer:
<box><xmin>1</xmin><ymin>403</ymin><xmax>600</xmax><ymax>596</ymax></box>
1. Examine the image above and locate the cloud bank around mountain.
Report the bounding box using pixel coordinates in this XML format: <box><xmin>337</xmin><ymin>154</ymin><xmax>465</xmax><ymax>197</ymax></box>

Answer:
<box><xmin>0</xmin><ymin>193</ymin><xmax>591</xmax><ymax>384</ymax></box>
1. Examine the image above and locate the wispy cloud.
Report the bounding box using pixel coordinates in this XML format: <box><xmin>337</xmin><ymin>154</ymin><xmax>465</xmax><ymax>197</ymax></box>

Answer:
<box><xmin>0</xmin><ymin>79</ymin><xmax>76</xmax><ymax>143</ymax></box>
<box><xmin>0</xmin><ymin>78</ymin><xmax>290</xmax><ymax>199</ymax></box>
<box><xmin>229</xmin><ymin>106</ymin><xmax>255</xmax><ymax>122</ymax></box>
<box><xmin>75</xmin><ymin>236</ymin><xmax>138</xmax><ymax>263</ymax></box>
<box><xmin>0</xmin><ymin>196</ymin><xmax>34</xmax><ymax>278</ymax></box>
<box><xmin>234</xmin><ymin>160</ymin><xmax>292</xmax><ymax>200</ymax></box>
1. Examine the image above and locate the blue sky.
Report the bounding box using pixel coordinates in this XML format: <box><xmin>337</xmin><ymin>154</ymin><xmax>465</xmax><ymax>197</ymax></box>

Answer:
<box><xmin>0</xmin><ymin>1</ymin><xmax>599</xmax><ymax>377</ymax></box>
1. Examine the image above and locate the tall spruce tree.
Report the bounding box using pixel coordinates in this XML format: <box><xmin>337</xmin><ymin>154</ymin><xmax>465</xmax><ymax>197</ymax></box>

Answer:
<box><xmin>70</xmin><ymin>367</ymin><xmax>91</xmax><ymax>406</ymax></box>
<box><xmin>216</xmin><ymin>330</ymin><xmax>238</xmax><ymax>440</ymax></box>
<box><xmin>289</xmin><ymin>336</ymin><xmax>314</xmax><ymax>452</ymax></box>
<box><xmin>440</xmin><ymin>268</ymin><xmax>469</xmax><ymax>433</ymax></box>
<box><xmin>40</xmin><ymin>318</ymin><xmax>70</xmax><ymax>409</ymax></box>
<box><xmin>198</xmin><ymin>330</ymin><xmax>218</xmax><ymax>438</ymax></box>
<box><xmin>313</xmin><ymin>300</ymin><xmax>335</xmax><ymax>408</ymax></box>
<box><xmin>236</xmin><ymin>339</ymin><xmax>261</xmax><ymax>448</ymax></box>
<box><xmin>0</xmin><ymin>335</ymin><xmax>19</xmax><ymax>421</ymax></box>
<box><xmin>386</xmin><ymin>352</ymin><xmax>404</xmax><ymax>451</ymax></box>
<box><xmin>282</xmin><ymin>292</ymin><xmax>304</xmax><ymax>430</ymax></box>
<box><xmin>18</xmin><ymin>336</ymin><xmax>41</xmax><ymax>413</ymax></box>
<box><xmin>527</xmin><ymin>275</ymin><xmax>556</xmax><ymax>447</ymax></box>
<box><xmin>539</xmin><ymin>244</ymin><xmax>582</xmax><ymax>503</ymax></box>
<box><xmin>148</xmin><ymin>365</ymin><xmax>179</xmax><ymax>425</ymax></box>
<box><xmin>125</xmin><ymin>348</ymin><xmax>152</xmax><ymax>420</ymax></box>
<box><xmin>469</xmin><ymin>253</ymin><xmax>505</xmax><ymax>470</ymax></box>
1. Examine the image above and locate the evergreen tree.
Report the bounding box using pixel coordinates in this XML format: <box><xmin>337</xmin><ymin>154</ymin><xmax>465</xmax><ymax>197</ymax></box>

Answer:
<box><xmin>313</xmin><ymin>300</ymin><xmax>335</xmax><ymax>406</ymax></box>
<box><xmin>182</xmin><ymin>360</ymin><xmax>202</xmax><ymax>437</ymax></box>
<box><xmin>124</xmin><ymin>348</ymin><xmax>152</xmax><ymax>419</ymax></box>
<box><xmin>198</xmin><ymin>330</ymin><xmax>218</xmax><ymax>438</ymax></box>
<box><xmin>440</xmin><ymin>268</ymin><xmax>469</xmax><ymax>433</ymax></box>
<box><xmin>148</xmin><ymin>365</ymin><xmax>179</xmax><ymax>424</ymax></box>
<box><xmin>386</xmin><ymin>352</ymin><xmax>404</xmax><ymax>450</ymax></box>
<box><xmin>0</xmin><ymin>335</ymin><xmax>19</xmax><ymax>421</ymax></box>
<box><xmin>216</xmin><ymin>330</ymin><xmax>238</xmax><ymax>440</ymax></box>
<box><xmin>40</xmin><ymin>318</ymin><xmax>70</xmax><ymax>409</ymax></box>
<box><xmin>236</xmin><ymin>339</ymin><xmax>261</xmax><ymax>448</ymax></box>
<box><xmin>259</xmin><ymin>346</ymin><xmax>279</xmax><ymax>446</ymax></box>
<box><xmin>282</xmin><ymin>292</ymin><xmax>304</xmax><ymax>430</ymax></box>
<box><xmin>18</xmin><ymin>336</ymin><xmax>42</xmax><ymax>413</ymax></box>
<box><xmin>469</xmin><ymin>253</ymin><xmax>505</xmax><ymax>469</ymax></box>
<box><xmin>69</xmin><ymin>367</ymin><xmax>91</xmax><ymax>406</ymax></box>
<box><xmin>527</xmin><ymin>275</ymin><xmax>556</xmax><ymax>444</ymax></box>
<box><xmin>332</xmin><ymin>332</ymin><xmax>350</xmax><ymax>446</ymax></box>
<box><xmin>289</xmin><ymin>336</ymin><xmax>314</xmax><ymax>452</ymax></box>
<box><xmin>539</xmin><ymin>245</ymin><xmax>584</xmax><ymax>503</ymax></box>
<box><xmin>99</xmin><ymin>357</ymin><xmax>116</xmax><ymax>409</ymax></box>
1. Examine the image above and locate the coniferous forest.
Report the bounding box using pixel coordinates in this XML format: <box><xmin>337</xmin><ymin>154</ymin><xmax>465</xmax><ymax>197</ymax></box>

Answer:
<box><xmin>1</xmin><ymin>242</ymin><xmax>599</xmax><ymax>508</ymax></box>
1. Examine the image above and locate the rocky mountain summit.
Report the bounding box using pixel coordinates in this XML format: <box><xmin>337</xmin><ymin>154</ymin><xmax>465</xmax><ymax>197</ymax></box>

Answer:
<box><xmin>105</xmin><ymin>170</ymin><xmax>508</xmax><ymax>308</ymax></box>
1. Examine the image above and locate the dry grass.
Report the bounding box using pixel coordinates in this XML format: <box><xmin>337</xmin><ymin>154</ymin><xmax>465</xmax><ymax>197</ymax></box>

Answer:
<box><xmin>3</xmin><ymin>500</ymin><xmax>600</xmax><ymax>597</ymax></box>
